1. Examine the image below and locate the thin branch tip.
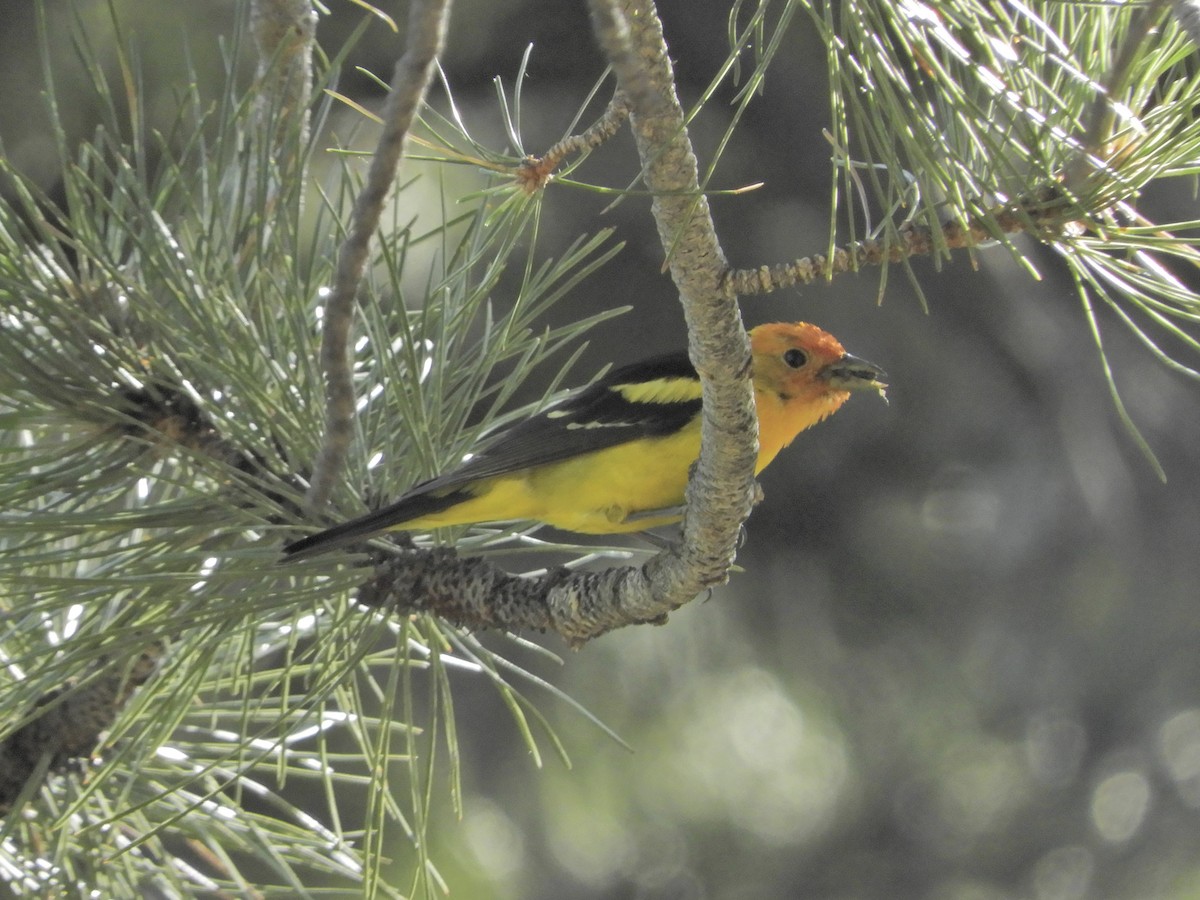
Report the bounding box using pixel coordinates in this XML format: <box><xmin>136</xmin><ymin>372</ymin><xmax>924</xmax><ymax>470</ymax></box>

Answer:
<box><xmin>728</xmin><ymin>184</ymin><xmax>1076</xmax><ymax>296</ymax></box>
<box><xmin>516</xmin><ymin>92</ymin><xmax>631</xmax><ymax>194</ymax></box>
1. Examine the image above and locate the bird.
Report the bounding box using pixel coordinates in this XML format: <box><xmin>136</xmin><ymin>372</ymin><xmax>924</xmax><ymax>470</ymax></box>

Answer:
<box><xmin>282</xmin><ymin>322</ymin><xmax>886</xmax><ymax>561</ymax></box>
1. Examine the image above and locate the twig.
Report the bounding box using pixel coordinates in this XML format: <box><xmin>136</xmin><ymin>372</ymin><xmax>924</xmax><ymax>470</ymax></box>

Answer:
<box><xmin>515</xmin><ymin>92</ymin><xmax>631</xmax><ymax>193</ymax></box>
<box><xmin>726</xmin><ymin>185</ymin><xmax>1071</xmax><ymax>295</ymax></box>
<box><xmin>306</xmin><ymin>0</ymin><xmax>451</xmax><ymax>512</ymax></box>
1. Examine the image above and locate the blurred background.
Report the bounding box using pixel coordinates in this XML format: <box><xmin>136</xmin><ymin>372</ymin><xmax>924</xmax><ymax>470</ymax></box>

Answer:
<box><xmin>3</xmin><ymin>1</ymin><xmax>1200</xmax><ymax>897</ymax></box>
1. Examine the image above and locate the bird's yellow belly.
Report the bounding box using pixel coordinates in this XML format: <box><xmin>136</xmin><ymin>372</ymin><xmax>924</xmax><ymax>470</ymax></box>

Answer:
<box><xmin>526</xmin><ymin>424</ymin><xmax>703</xmax><ymax>532</ymax></box>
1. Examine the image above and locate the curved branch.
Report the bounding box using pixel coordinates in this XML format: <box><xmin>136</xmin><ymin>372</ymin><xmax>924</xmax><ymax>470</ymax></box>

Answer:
<box><xmin>567</xmin><ymin>0</ymin><xmax>761</xmax><ymax>615</ymax></box>
<box><xmin>306</xmin><ymin>0</ymin><xmax>451</xmax><ymax>512</ymax></box>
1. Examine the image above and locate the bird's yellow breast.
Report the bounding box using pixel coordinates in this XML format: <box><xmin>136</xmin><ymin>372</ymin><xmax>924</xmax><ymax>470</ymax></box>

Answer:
<box><xmin>754</xmin><ymin>386</ymin><xmax>849</xmax><ymax>467</ymax></box>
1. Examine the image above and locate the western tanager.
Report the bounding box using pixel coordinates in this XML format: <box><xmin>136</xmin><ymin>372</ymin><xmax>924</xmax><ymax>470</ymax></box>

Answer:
<box><xmin>283</xmin><ymin>321</ymin><xmax>885</xmax><ymax>560</ymax></box>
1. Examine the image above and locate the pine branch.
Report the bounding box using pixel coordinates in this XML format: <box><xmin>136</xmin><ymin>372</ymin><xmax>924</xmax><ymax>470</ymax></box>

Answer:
<box><xmin>723</xmin><ymin>0</ymin><xmax>1200</xmax><ymax>469</ymax></box>
<box><xmin>727</xmin><ymin>184</ymin><xmax>1070</xmax><ymax>294</ymax></box>
<box><xmin>734</xmin><ymin>0</ymin><xmax>1190</xmax><ymax>299</ymax></box>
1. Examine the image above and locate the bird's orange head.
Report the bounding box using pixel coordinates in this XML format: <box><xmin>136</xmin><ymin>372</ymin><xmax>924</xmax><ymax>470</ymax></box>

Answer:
<box><xmin>747</xmin><ymin>321</ymin><xmax>886</xmax><ymax>468</ymax></box>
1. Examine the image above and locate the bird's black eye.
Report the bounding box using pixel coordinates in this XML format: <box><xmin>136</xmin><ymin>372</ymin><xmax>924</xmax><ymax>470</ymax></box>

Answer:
<box><xmin>783</xmin><ymin>348</ymin><xmax>807</xmax><ymax>369</ymax></box>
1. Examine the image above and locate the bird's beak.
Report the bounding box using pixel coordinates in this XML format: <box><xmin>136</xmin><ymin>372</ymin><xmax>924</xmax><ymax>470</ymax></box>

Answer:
<box><xmin>821</xmin><ymin>353</ymin><xmax>888</xmax><ymax>399</ymax></box>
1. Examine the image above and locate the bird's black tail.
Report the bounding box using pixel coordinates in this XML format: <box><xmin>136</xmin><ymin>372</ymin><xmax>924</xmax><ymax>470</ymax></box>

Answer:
<box><xmin>280</xmin><ymin>487</ymin><xmax>471</xmax><ymax>562</ymax></box>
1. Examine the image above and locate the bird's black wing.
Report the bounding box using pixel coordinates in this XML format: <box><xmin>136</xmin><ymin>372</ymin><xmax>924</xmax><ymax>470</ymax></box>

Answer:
<box><xmin>412</xmin><ymin>352</ymin><xmax>702</xmax><ymax>492</ymax></box>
